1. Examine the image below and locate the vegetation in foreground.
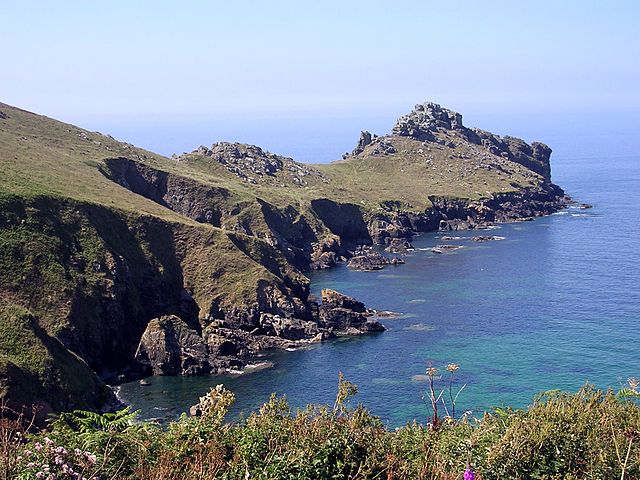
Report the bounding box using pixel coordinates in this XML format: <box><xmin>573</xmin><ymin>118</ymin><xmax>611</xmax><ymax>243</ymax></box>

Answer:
<box><xmin>2</xmin><ymin>373</ymin><xmax>640</xmax><ymax>480</ymax></box>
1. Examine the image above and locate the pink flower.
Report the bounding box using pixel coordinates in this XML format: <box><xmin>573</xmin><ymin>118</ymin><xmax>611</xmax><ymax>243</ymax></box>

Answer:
<box><xmin>464</xmin><ymin>468</ymin><xmax>475</xmax><ymax>480</ymax></box>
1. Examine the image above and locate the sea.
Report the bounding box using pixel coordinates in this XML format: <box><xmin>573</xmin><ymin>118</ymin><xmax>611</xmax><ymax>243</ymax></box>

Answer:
<box><xmin>116</xmin><ymin>110</ymin><xmax>640</xmax><ymax>427</ymax></box>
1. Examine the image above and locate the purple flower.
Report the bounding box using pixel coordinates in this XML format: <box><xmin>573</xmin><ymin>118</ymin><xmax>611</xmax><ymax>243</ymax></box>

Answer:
<box><xmin>464</xmin><ymin>468</ymin><xmax>475</xmax><ymax>480</ymax></box>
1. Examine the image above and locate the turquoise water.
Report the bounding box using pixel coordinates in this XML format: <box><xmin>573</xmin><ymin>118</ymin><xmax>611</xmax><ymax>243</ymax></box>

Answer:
<box><xmin>117</xmin><ymin>114</ymin><xmax>640</xmax><ymax>426</ymax></box>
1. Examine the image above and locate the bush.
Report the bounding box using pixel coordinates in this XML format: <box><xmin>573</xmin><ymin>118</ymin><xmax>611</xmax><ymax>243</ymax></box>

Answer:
<box><xmin>2</xmin><ymin>382</ymin><xmax>640</xmax><ymax>479</ymax></box>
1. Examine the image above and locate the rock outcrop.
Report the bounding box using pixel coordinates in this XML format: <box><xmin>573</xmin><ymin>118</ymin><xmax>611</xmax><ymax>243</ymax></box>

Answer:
<box><xmin>135</xmin><ymin>316</ymin><xmax>210</xmax><ymax>376</ymax></box>
<box><xmin>347</xmin><ymin>246</ymin><xmax>404</xmax><ymax>271</ymax></box>
<box><xmin>179</xmin><ymin>142</ymin><xmax>327</xmax><ymax>187</ymax></box>
<box><xmin>133</xmin><ymin>290</ymin><xmax>385</xmax><ymax>376</ymax></box>
<box><xmin>392</xmin><ymin>102</ymin><xmax>553</xmax><ymax>181</ymax></box>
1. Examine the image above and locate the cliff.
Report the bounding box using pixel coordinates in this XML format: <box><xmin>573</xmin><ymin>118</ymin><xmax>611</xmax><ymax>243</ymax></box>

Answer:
<box><xmin>0</xmin><ymin>101</ymin><xmax>567</xmax><ymax>417</ymax></box>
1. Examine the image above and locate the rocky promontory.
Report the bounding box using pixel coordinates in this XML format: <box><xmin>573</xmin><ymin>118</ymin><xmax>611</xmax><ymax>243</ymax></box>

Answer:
<box><xmin>0</xmin><ymin>99</ymin><xmax>568</xmax><ymax>419</ymax></box>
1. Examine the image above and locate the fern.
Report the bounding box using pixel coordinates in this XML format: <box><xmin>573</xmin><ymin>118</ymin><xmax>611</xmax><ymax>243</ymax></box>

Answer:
<box><xmin>51</xmin><ymin>406</ymin><xmax>138</xmax><ymax>434</ymax></box>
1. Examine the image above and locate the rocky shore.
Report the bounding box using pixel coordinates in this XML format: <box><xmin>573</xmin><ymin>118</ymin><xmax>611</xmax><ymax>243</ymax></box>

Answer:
<box><xmin>130</xmin><ymin>289</ymin><xmax>384</xmax><ymax>378</ymax></box>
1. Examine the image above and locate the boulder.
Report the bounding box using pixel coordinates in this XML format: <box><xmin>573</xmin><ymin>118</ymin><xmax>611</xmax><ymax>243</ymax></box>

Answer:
<box><xmin>384</xmin><ymin>237</ymin><xmax>413</xmax><ymax>253</ymax></box>
<box><xmin>471</xmin><ymin>235</ymin><xmax>504</xmax><ymax>242</ymax></box>
<box><xmin>134</xmin><ymin>315</ymin><xmax>210</xmax><ymax>376</ymax></box>
<box><xmin>351</xmin><ymin>130</ymin><xmax>373</xmax><ymax>156</ymax></box>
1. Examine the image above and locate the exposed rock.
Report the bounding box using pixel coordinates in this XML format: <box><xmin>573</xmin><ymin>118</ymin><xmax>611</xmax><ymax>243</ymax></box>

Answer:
<box><xmin>352</xmin><ymin>130</ymin><xmax>373</xmax><ymax>156</ymax></box>
<box><xmin>578</xmin><ymin>203</ymin><xmax>593</xmax><ymax>209</ymax></box>
<box><xmin>134</xmin><ymin>315</ymin><xmax>210</xmax><ymax>376</ymax></box>
<box><xmin>369</xmin><ymin>137</ymin><xmax>397</xmax><ymax>155</ymax></box>
<box><xmin>391</xmin><ymin>102</ymin><xmax>553</xmax><ymax>181</ymax></box>
<box><xmin>0</xmin><ymin>110</ymin><xmax>8</xmax><ymax>120</ymax></box>
<box><xmin>181</xmin><ymin>141</ymin><xmax>327</xmax><ymax>186</ymax></box>
<box><xmin>133</xmin><ymin>291</ymin><xmax>384</xmax><ymax>378</ymax></box>
<box><xmin>471</xmin><ymin>235</ymin><xmax>505</xmax><ymax>242</ymax></box>
<box><xmin>321</xmin><ymin>288</ymin><xmax>366</xmax><ymax>312</ymax></box>
<box><xmin>392</xmin><ymin>102</ymin><xmax>464</xmax><ymax>139</ymax></box>
<box><xmin>318</xmin><ymin>289</ymin><xmax>384</xmax><ymax>334</ymax></box>
<box><xmin>310</xmin><ymin>238</ymin><xmax>343</xmax><ymax>270</ymax></box>
<box><xmin>384</xmin><ymin>237</ymin><xmax>413</xmax><ymax>253</ymax></box>
<box><xmin>431</xmin><ymin>245</ymin><xmax>464</xmax><ymax>254</ymax></box>
<box><xmin>347</xmin><ymin>247</ymin><xmax>391</xmax><ymax>271</ymax></box>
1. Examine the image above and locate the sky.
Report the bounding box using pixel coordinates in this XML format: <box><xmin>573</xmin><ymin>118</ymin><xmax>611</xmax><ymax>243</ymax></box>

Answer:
<box><xmin>3</xmin><ymin>1</ymin><xmax>639</xmax><ymax>160</ymax></box>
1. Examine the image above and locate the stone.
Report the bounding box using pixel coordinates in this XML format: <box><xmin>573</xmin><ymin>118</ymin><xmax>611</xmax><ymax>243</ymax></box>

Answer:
<box><xmin>134</xmin><ymin>315</ymin><xmax>210</xmax><ymax>376</ymax></box>
<box><xmin>392</xmin><ymin>102</ymin><xmax>465</xmax><ymax>139</ymax></box>
<box><xmin>347</xmin><ymin>252</ymin><xmax>389</xmax><ymax>271</ymax></box>
<box><xmin>471</xmin><ymin>235</ymin><xmax>504</xmax><ymax>242</ymax></box>
<box><xmin>384</xmin><ymin>237</ymin><xmax>413</xmax><ymax>253</ymax></box>
<box><xmin>352</xmin><ymin>130</ymin><xmax>373</xmax><ymax>156</ymax></box>
<box><xmin>431</xmin><ymin>245</ymin><xmax>464</xmax><ymax>254</ymax></box>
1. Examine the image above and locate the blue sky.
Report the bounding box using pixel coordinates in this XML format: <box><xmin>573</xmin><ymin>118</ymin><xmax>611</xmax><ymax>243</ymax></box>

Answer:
<box><xmin>3</xmin><ymin>1</ymin><xmax>639</xmax><ymax>158</ymax></box>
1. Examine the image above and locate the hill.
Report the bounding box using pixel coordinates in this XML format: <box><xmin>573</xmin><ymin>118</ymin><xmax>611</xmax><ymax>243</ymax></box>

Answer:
<box><xmin>0</xmin><ymin>101</ymin><xmax>566</xmax><ymax>416</ymax></box>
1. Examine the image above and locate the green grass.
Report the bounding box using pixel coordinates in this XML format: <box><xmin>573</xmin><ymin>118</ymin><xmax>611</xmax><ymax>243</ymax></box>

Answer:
<box><xmin>0</xmin><ymin>101</ymin><xmax>545</xmax><ymax>218</ymax></box>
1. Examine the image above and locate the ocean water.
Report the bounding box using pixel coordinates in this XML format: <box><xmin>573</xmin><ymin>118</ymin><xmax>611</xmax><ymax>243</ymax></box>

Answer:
<box><xmin>117</xmin><ymin>112</ymin><xmax>640</xmax><ymax>426</ymax></box>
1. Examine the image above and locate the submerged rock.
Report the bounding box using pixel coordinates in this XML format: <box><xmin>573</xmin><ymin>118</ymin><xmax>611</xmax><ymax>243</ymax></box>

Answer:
<box><xmin>431</xmin><ymin>245</ymin><xmax>464</xmax><ymax>254</ymax></box>
<box><xmin>384</xmin><ymin>237</ymin><xmax>413</xmax><ymax>253</ymax></box>
<box><xmin>471</xmin><ymin>235</ymin><xmax>504</xmax><ymax>242</ymax></box>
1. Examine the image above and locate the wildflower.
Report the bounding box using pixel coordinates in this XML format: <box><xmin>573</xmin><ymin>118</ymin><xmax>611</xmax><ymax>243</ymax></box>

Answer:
<box><xmin>44</xmin><ymin>437</ymin><xmax>54</xmax><ymax>446</ymax></box>
<box><xmin>54</xmin><ymin>446</ymin><xmax>67</xmax><ymax>455</ymax></box>
<box><xmin>34</xmin><ymin>443</ymin><xmax>43</xmax><ymax>451</ymax></box>
<box><xmin>628</xmin><ymin>377</ymin><xmax>639</xmax><ymax>392</ymax></box>
<box><xmin>86</xmin><ymin>453</ymin><xmax>97</xmax><ymax>466</ymax></box>
<box><xmin>75</xmin><ymin>448</ymin><xmax>82</xmax><ymax>456</ymax></box>
<box><xmin>446</xmin><ymin>363</ymin><xmax>460</xmax><ymax>373</ymax></box>
<box><xmin>426</xmin><ymin>367</ymin><xmax>438</xmax><ymax>377</ymax></box>
<box><xmin>35</xmin><ymin>473</ymin><xmax>44</xmax><ymax>480</ymax></box>
<box><xmin>464</xmin><ymin>468</ymin><xmax>475</xmax><ymax>480</ymax></box>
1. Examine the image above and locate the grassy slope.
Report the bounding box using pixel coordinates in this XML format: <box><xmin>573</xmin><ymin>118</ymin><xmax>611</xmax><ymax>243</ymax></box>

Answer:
<box><xmin>0</xmin><ymin>103</ymin><xmax>306</xmax><ymax>313</ymax></box>
<box><xmin>0</xmin><ymin>104</ymin><xmax>310</xmax><ymax>409</ymax></box>
<box><xmin>0</xmin><ymin>101</ymin><xmax>547</xmax><ymax>217</ymax></box>
<box><xmin>0</xmin><ymin>300</ymin><xmax>114</xmax><ymax>418</ymax></box>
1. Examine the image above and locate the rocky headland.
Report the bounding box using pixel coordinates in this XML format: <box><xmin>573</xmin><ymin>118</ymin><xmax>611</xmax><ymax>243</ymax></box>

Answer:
<box><xmin>0</xmin><ymin>100</ymin><xmax>567</xmax><ymax>419</ymax></box>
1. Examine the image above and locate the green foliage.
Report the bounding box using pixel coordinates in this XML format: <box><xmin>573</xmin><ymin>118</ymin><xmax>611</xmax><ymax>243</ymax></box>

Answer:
<box><xmin>4</xmin><ymin>382</ymin><xmax>639</xmax><ymax>479</ymax></box>
<box><xmin>44</xmin><ymin>407</ymin><xmax>158</xmax><ymax>478</ymax></box>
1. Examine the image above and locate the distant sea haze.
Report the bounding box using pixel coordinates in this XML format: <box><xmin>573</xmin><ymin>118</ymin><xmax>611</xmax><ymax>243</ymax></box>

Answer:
<box><xmin>89</xmin><ymin>111</ymin><xmax>640</xmax><ymax>165</ymax></box>
<box><xmin>117</xmin><ymin>112</ymin><xmax>640</xmax><ymax>426</ymax></box>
